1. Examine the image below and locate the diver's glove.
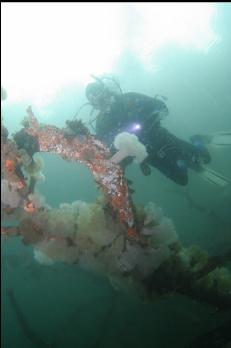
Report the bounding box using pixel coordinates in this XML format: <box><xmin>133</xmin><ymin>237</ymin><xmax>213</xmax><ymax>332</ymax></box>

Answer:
<box><xmin>140</xmin><ymin>160</ymin><xmax>152</xmax><ymax>176</ymax></box>
<box><xmin>176</xmin><ymin>159</ymin><xmax>188</xmax><ymax>172</ymax></box>
<box><xmin>190</xmin><ymin>135</ymin><xmax>211</xmax><ymax>165</ymax></box>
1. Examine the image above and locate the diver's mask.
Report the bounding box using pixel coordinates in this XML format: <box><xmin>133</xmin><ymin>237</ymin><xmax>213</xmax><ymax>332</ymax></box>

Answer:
<box><xmin>85</xmin><ymin>82</ymin><xmax>114</xmax><ymax>111</ymax></box>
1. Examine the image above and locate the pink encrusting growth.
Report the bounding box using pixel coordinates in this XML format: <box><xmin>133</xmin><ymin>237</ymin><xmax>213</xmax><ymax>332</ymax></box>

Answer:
<box><xmin>26</xmin><ymin>106</ymin><xmax>138</xmax><ymax>238</ymax></box>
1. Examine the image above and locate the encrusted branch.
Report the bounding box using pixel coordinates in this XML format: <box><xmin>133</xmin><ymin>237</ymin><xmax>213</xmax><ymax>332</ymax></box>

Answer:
<box><xmin>1</xmin><ymin>106</ymin><xmax>231</xmax><ymax>312</ymax></box>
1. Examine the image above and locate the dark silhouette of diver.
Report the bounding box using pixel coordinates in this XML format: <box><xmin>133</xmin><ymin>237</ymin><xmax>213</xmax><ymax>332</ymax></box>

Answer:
<box><xmin>83</xmin><ymin>76</ymin><xmax>230</xmax><ymax>186</ymax></box>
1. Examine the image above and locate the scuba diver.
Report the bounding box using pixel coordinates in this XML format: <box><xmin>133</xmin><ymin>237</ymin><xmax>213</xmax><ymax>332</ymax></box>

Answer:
<box><xmin>83</xmin><ymin>76</ymin><xmax>230</xmax><ymax>186</ymax></box>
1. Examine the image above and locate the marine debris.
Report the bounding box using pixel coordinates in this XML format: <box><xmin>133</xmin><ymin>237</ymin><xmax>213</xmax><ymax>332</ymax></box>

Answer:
<box><xmin>1</xmin><ymin>104</ymin><xmax>231</xmax><ymax>311</ymax></box>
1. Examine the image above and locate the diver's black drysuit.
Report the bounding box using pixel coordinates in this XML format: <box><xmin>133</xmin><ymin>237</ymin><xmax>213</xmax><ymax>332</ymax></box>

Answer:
<box><xmin>95</xmin><ymin>92</ymin><xmax>211</xmax><ymax>185</ymax></box>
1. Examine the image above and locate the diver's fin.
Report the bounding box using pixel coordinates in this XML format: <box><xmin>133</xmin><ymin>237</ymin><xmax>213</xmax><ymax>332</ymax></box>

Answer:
<box><xmin>199</xmin><ymin>131</ymin><xmax>231</xmax><ymax>146</ymax></box>
<box><xmin>199</xmin><ymin>166</ymin><xmax>230</xmax><ymax>187</ymax></box>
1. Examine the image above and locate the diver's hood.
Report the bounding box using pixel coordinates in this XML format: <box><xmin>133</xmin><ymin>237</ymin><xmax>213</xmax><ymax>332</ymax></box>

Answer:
<box><xmin>86</xmin><ymin>75</ymin><xmax>122</xmax><ymax>109</ymax></box>
<box><xmin>85</xmin><ymin>82</ymin><xmax>107</xmax><ymax>108</ymax></box>
<box><xmin>85</xmin><ymin>82</ymin><xmax>104</xmax><ymax>101</ymax></box>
